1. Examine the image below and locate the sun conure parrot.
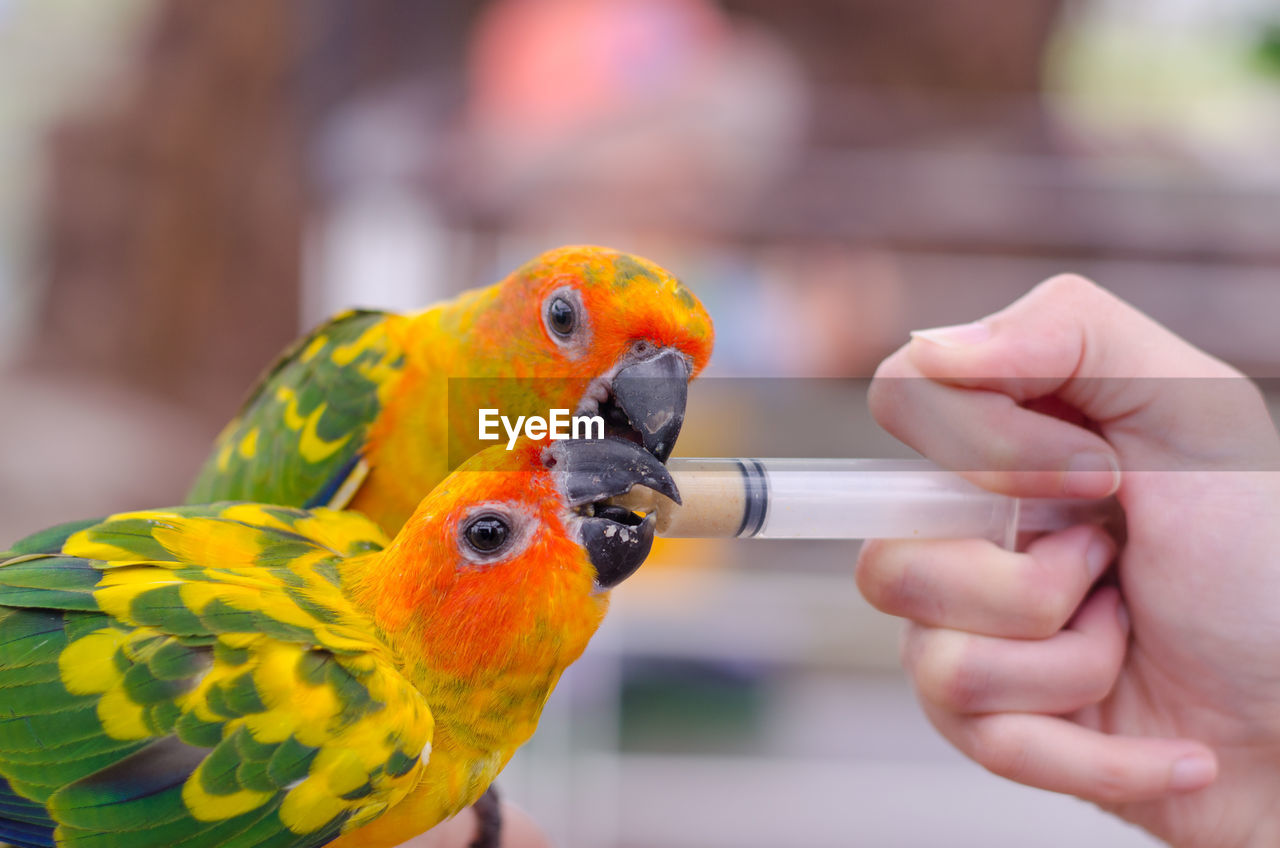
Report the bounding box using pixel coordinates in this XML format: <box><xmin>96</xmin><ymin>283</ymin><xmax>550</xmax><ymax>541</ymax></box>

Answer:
<box><xmin>187</xmin><ymin>245</ymin><xmax>714</xmax><ymax>536</ymax></box>
<box><xmin>0</xmin><ymin>436</ymin><xmax>677</xmax><ymax>848</ymax></box>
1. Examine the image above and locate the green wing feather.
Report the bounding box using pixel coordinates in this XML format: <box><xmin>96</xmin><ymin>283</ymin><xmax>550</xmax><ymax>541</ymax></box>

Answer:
<box><xmin>0</xmin><ymin>505</ymin><xmax>432</xmax><ymax>848</ymax></box>
<box><xmin>187</xmin><ymin>310</ymin><xmax>407</xmax><ymax>510</ymax></box>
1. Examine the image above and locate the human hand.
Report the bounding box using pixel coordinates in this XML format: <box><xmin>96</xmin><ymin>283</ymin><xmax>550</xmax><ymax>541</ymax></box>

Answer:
<box><xmin>856</xmin><ymin>275</ymin><xmax>1280</xmax><ymax>847</ymax></box>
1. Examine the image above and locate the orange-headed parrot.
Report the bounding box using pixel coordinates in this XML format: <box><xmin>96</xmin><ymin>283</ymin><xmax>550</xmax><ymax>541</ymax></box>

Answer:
<box><xmin>188</xmin><ymin>245</ymin><xmax>714</xmax><ymax>536</ymax></box>
<box><xmin>0</xmin><ymin>437</ymin><xmax>677</xmax><ymax>848</ymax></box>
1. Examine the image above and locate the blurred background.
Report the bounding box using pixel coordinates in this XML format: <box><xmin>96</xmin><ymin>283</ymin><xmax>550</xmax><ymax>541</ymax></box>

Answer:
<box><xmin>3</xmin><ymin>0</ymin><xmax>1280</xmax><ymax>845</ymax></box>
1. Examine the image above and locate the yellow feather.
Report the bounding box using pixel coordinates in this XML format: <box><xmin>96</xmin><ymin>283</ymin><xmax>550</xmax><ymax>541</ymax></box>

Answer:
<box><xmin>330</xmin><ymin>324</ymin><xmax>387</xmax><ymax>367</ymax></box>
<box><xmin>247</xmin><ymin>646</ymin><xmax>342</xmax><ymax>748</ymax></box>
<box><xmin>58</xmin><ymin>629</ymin><xmax>127</xmax><ymax>695</ymax></box>
<box><xmin>310</xmin><ymin>626</ymin><xmax>377</xmax><ymax>655</ymax></box>
<box><xmin>178</xmin><ymin>583</ymin><xmax>317</xmax><ymax>629</ymax></box>
<box><xmin>290</xmin><ymin>510</ymin><xmax>387</xmax><ymax>555</ymax></box>
<box><xmin>299</xmin><ymin>334</ymin><xmax>328</xmax><ymax>363</ymax></box>
<box><xmin>279</xmin><ymin>776</ymin><xmax>349</xmax><ymax>833</ymax></box>
<box><xmin>216</xmin><ymin>504</ymin><xmax>297</xmax><ymax>534</ymax></box>
<box><xmin>343</xmin><ymin>798</ymin><xmax>391</xmax><ymax>830</ymax></box>
<box><xmin>62</xmin><ymin>509</ymin><xmax>192</xmax><ymax>559</ymax></box>
<box><xmin>239</xmin><ymin>710</ymin><xmax>296</xmax><ymax>745</ymax></box>
<box><xmin>97</xmin><ymin>687</ymin><xmax>150</xmax><ymax>740</ymax></box>
<box><xmin>152</xmin><ymin>519</ymin><xmax>265</xmax><ymax>569</ymax></box>
<box><xmin>274</xmin><ymin>386</ymin><xmax>308</xmax><ymax>431</ymax></box>
<box><xmin>184</xmin><ymin>666</ymin><xmax>241</xmax><ymax>724</ymax></box>
<box><xmin>238</xmin><ymin>428</ymin><xmax>259</xmax><ymax>459</ymax></box>
<box><xmin>216</xmin><ymin>440</ymin><xmax>233</xmax><ymax>472</ymax></box>
<box><xmin>313</xmin><ymin>747</ymin><xmax>373</xmax><ymax>796</ymax></box>
<box><xmin>95</xmin><ymin>577</ymin><xmax>185</xmax><ymax>622</ymax></box>
<box><xmin>218</xmin><ymin>632</ymin><xmax>262</xmax><ymax>650</ymax></box>
<box><xmin>298</xmin><ymin>404</ymin><xmax>352</xmax><ymax>463</ymax></box>
<box><xmin>106</xmin><ymin>509</ymin><xmax>188</xmax><ymax>523</ymax></box>
<box><xmin>64</xmin><ymin>538</ymin><xmax>158</xmax><ymax>563</ymax></box>
<box><xmin>182</xmin><ymin>767</ymin><xmax>273</xmax><ymax>821</ymax></box>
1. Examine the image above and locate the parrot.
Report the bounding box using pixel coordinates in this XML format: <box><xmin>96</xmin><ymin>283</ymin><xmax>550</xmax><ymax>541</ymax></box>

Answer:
<box><xmin>187</xmin><ymin>245</ymin><xmax>715</xmax><ymax>536</ymax></box>
<box><xmin>0</xmin><ymin>436</ymin><xmax>678</xmax><ymax>848</ymax></box>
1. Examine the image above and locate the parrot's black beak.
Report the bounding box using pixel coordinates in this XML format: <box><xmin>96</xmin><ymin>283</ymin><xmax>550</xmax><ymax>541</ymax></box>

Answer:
<box><xmin>598</xmin><ymin>347</ymin><xmax>691</xmax><ymax>463</ymax></box>
<box><xmin>545</xmin><ymin>437</ymin><xmax>681</xmax><ymax>589</ymax></box>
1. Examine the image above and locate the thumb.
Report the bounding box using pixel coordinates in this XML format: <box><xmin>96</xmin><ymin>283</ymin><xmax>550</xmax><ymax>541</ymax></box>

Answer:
<box><xmin>906</xmin><ymin>274</ymin><xmax>1279</xmax><ymax>476</ymax></box>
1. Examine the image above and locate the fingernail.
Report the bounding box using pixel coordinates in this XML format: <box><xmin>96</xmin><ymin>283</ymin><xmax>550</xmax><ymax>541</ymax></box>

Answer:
<box><xmin>1168</xmin><ymin>754</ymin><xmax>1216</xmax><ymax>792</ymax></box>
<box><xmin>1085</xmin><ymin>536</ymin><xmax>1113</xmax><ymax>581</ymax></box>
<box><xmin>909</xmin><ymin>321</ymin><xmax>991</xmax><ymax>348</ymax></box>
<box><xmin>1063</xmin><ymin>452</ymin><xmax>1120</xmax><ymax>497</ymax></box>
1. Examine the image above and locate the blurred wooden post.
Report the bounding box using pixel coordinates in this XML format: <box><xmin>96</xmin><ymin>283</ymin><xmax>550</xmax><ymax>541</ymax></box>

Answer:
<box><xmin>34</xmin><ymin>0</ymin><xmax>305</xmax><ymax>418</ymax></box>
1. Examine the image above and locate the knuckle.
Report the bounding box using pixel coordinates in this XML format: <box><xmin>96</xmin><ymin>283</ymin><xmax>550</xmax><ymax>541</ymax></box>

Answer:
<box><xmin>1079</xmin><ymin>675</ymin><xmax>1115</xmax><ymax>709</ymax></box>
<box><xmin>1078</xmin><ymin>655</ymin><xmax>1121</xmax><ymax>705</ymax></box>
<box><xmin>1037</xmin><ymin>273</ymin><xmax>1103</xmax><ymax>303</ymax></box>
<box><xmin>854</xmin><ymin>543</ymin><xmax>899</xmax><ymax>610</ymax></box>
<box><xmin>969</xmin><ymin>724</ymin><xmax>1029</xmax><ymax>782</ymax></box>
<box><xmin>978</xmin><ymin>429</ymin><xmax>1021</xmax><ymax>472</ymax></box>
<box><xmin>867</xmin><ymin>368</ymin><xmax>907</xmax><ymax>431</ymax></box>
<box><xmin>1015</xmin><ymin>567</ymin><xmax>1075</xmax><ymax>639</ymax></box>
<box><xmin>898</xmin><ymin>624</ymin><xmax>925</xmax><ymax>671</ymax></box>
<box><xmin>917</xmin><ymin>636</ymin><xmax>990</xmax><ymax>712</ymax></box>
<box><xmin>872</xmin><ymin>346</ymin><xmax>913</xmax><ymax>382</ymax></box>
<box><xmin>942</xmin><ymin>662</ymin><xmax>991</xmax><ymax>714</ymax></box>
<box><xmin>871</xmin><ymin>554</ymin><xmax>941</xmax><ymax>621</ymax></box>
<box><xmin>971</xmin><ymin>408</ymin><xmax>1030</xmax><ymax>473</ymax></box>
<box><xmin>868</xmin><ymin>350</ymin><xmax>933</xmax><ymax>436</ymax></box>
<box><xmin>1088</xmin><ymin>758</ymin><xmax>1136</xmax><ymax>803</ymax></box>
<box><xmin>853</xmin><ymin>542</ymin><xmax>891</xmax><ymax>602</ymax></box>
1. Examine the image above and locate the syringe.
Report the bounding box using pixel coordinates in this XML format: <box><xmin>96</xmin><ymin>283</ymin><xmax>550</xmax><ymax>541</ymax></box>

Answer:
<box><xmin>614</xmin><ymin>458</ymin><xmax>1120</xmax><ymax>548</ymax></box>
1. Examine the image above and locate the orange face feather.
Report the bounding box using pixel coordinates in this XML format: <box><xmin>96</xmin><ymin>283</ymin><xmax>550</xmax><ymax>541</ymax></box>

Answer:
<box><xmin>469</xmin><ymin>245</ymin><xmax>714</xmax><ymax>379</ymax></box>
<box><xmin>346</xmin><ymin>440</ymin><xmax>605</xmax><ymax>689</ymax></box>
<box><xmin>353</xmin><ymin>245</ymin><xmax>714</xmax><ymax>531</ymax></box>
<box><xmin>330</xmin><ymin>437</ymin><xmax>673</xmax><ymax>845</ymax></box>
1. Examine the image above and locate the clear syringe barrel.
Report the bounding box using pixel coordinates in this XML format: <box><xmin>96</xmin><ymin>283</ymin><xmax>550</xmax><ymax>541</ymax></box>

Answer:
<box><xmin>659</xmin><ymin>458</ymin><xmax>1118</xmax><ymax>547</ymax></box>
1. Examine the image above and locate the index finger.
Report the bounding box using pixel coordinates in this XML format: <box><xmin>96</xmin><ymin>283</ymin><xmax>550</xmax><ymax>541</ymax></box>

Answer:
<box><xmin>869</xmin><ymin>346</ymin><xmax>1119</xmax><ymax>498</ymax></box>
<box><xmin>906</xmin><ymin>275</ymin><xmax>1278</xmax><ymax>467</ymax></box>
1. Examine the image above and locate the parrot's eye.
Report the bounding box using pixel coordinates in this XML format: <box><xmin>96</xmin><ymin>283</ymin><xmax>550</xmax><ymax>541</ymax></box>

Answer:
<box><xmin>547</xmin><ymin>297</ymin><xmax>577</xmax><ymax>337</ymax></box>
<box><xmin>542</xmin><ymin>286</ymin><xmax>590</xmax><ymax>357</ymax></box>
<box><xmin>464</xmin><ymin>514</ymin><xmax>510</xmax><ymax>554</ymax></box>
